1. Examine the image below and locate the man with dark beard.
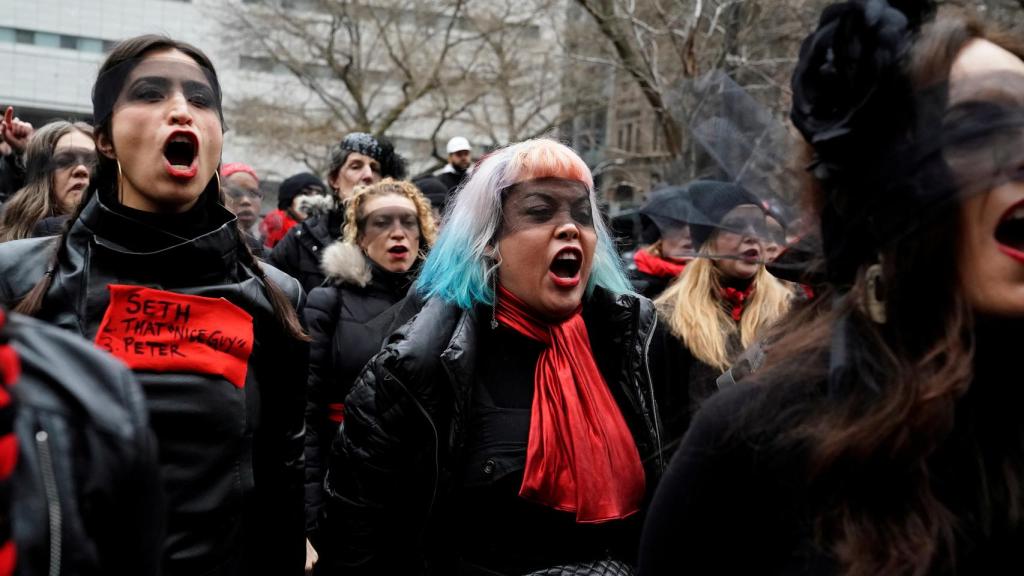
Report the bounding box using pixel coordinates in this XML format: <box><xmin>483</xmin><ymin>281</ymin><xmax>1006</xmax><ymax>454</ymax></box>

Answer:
<box><xmin>436</xmin><ymin>136</ymin><xmax>472</xmax><ymax>194</ymax></box>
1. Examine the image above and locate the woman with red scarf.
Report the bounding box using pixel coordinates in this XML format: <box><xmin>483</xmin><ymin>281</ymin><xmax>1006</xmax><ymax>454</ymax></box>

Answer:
<box><xmin>323</xmin><ymin>139</ymin><xmax>673</xmax><ymax>575</ymax></box>
<box><xmin>631</xmin><ymin>185</ymin><xmax>697</xmax><ymax>299</ymax></box>
<box><xmin>653</xmin><ymin>181</ymin><xmax>793</xmax><ymax>438</ymax></box>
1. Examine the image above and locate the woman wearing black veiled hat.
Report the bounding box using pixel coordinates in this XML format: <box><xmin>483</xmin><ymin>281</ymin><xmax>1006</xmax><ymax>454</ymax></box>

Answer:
<box><xmin>630</xmin><ymin>186</ymin><xmax>697</xmax><ymax>299</ymax></box>
<box><xmin>652</xmin><ymin>181</ymin><xmax>793</xmax><ymax>439</ymax></box>
<box><xmin>639</xmin><ymin>1</ymin><xmax>1024</xmax><ymax>574</ymax></box>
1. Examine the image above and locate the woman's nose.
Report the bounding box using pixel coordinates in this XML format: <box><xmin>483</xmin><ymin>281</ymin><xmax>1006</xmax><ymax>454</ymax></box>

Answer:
<box><xmin>554</xmin><ymin>221</ymin><xmax>580</xmax><ymax>240</ymax></box>
<box><xmin>167</xmin><ymin>93</ymin><xmax>194</xmax><ymax>125</ymax></box>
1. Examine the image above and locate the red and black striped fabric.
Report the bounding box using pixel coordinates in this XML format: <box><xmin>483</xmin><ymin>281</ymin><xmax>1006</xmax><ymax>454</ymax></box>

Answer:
<box><xmin>0</xmin><ymin>308</ymin><xmax>19</xmax><ymax>576</ymax></box>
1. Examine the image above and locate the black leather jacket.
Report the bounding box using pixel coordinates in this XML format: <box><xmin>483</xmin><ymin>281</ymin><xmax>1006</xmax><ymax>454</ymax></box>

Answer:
<box><xmin>0</xmin><ymin>191</ymin><xmax>308</xmax><ymax>576</ymax></box>
<box><xmin>8</xmin><ymin>311</ymin><xmax>163</xmax><ymax>576</ymax></box>
<box><xmin>325</xmin><ymin>287</ymin><xmax>669</xmax><ymax>574</ymax></box>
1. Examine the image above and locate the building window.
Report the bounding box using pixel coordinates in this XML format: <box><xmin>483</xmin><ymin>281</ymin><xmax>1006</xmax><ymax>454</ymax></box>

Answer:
<box><xmin>34</xmin><ymin>32</ymin><xmax>60</xmax><ymax>48</ymax></box>
<box><xmin>1</xmin><ymin>27</ymin><xmax>111</xmax><ymax>53</ymax></box>
<box><xmin>79</xmin><ymin>38</ymin><xmax>104</xmax><ymax>53</ymax></box>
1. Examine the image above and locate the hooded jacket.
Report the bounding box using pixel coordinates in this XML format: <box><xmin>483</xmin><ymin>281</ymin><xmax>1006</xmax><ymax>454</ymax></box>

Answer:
<box><xmin>323</xmin><ymin>288</ymin><xmax>672</xmax><ymax>574</ymax></box>
<box><xmin>0</xmin><ymin>190</ymin><xmax>308</xmax><ymax>576</ymax></box>
<box><xmin>7</xmin><ymin>311</ymin><xmax>163</xmax><ymax>576</ymax></box>
<box><xmin>302</xmin><ymin>242</ymin><xmax>414</xmax><ymax>538</ymax></box>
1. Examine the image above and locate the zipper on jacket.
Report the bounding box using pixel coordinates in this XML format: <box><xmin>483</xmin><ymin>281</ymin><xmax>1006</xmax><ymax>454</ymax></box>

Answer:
<box><xmin>641</xmin><ymin>314</ymin><xmax>666</xmax><ymax>473</ymax></box>
<box><xmin>36</xmin><ymin>430</ymin><xmax>62</xmax><ymax>576</ymax></box>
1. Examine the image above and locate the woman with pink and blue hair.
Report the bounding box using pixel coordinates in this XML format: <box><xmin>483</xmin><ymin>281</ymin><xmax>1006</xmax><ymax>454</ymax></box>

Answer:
<box><xmin>322</xmin><ymin>138</ymin><xmax>674</xmax><ymax>575</ymax></box>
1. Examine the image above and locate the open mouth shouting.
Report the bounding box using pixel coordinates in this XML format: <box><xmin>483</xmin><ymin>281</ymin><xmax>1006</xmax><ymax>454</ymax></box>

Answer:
<box><xmin>387</xmin><ymin>244</ymin><xmax>411</xmax><ymax>261</ymax></box>
<box><xmin>740</xmin><ymin>246</ymin><xmax>762</xmax><ymax>263</ymax></box>
<box><xmin>995</xmin><ymin>198</ymin><xmax>1024</xmax><ymax>263</ymax></box>
<box><xmin>549</xmin><ymin>246</ymin><xmax>583</xmax><ymax>288</ymax></box>
<box><xmin>163</xmin><ymin>130</ymin><xmax>199</xmax><ymax>179</ymax></box>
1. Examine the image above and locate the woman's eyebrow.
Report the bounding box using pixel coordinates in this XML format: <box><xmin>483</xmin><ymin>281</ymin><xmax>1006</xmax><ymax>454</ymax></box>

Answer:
<box><xmin>127</xmin><ymin>76</ymin><xmax>171</xmax><ymax>90</ymax></box>
<box><xmin>520</xmin><ymin>192</ymin><xmax>555</xmax><ymax>202</ymax></box>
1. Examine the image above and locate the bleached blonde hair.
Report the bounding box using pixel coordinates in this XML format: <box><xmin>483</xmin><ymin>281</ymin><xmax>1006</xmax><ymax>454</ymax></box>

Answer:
<box><xmin>655</xmin><ymin>244</ymin><xmax>793</xmax><ymax>371</ymax></box>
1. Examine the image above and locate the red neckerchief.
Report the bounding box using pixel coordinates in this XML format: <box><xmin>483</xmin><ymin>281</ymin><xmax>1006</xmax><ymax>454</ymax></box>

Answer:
<box><xmin>634</xmin><ymin>249</ymin><xmax>686</xmax><ymax>278</ymax></box>
<box><xmin>494</xmin><ymin>286</ymin><xmax>645</xmax><ymax>523</ymax></box>
<box><xmin>260</xmin><ymin>209</ymin><xmax>299</xmax><ymax>249</ymax></box>
<box><xmin>721</xmin><ymin>283</ymin><xmax>755</xmax><ymax>322</ymax></box>
<box><xmin>0</xmin><ymin>309</ymin><xmax>19</xmax><ymax>576</ymax></box>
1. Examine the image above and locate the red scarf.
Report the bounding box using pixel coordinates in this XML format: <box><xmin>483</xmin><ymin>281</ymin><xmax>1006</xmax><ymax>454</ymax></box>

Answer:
<box><xmin>0</xmin><ymin>309</ymin><xmax>18</xmax><ymax>576</ymax></box>
<box><xmin>260</xmin><ymin>209</ymin><xmax>299</xmax><ymax>249</ymax></box>
<box><xmin>721</xmin><ymin>284</ymin><xmax>755</xmax><ymax>322</ymax></box>
<box><xmin>494</xmin><ymin>286</ymin><xmax>645</xmax><ymax>523</ymax></box>
<box><xmin>634</xmin><ymin>249</ymin><xmax>686</xmax><ymax>278</ymax></box>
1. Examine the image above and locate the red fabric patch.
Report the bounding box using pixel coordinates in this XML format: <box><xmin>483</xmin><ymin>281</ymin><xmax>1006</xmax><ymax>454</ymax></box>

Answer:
<box><xmin>327</xmin><ymin>402</ymin><xmax>345</xmax><ymax>424</ymax></box>
<box><xmin>0</xmin><ymin>435</ymin><xmax>15</xmax><ymax>478</ymax></box>
<box><xmin>0</xmin><ymin>540</ymin><xmax>14</xmax><ymax>576</ymax></box>
<box><xmin>633</xmin><ymin>249</ymin><xmax>686</xmax><ymax>279</ymax></box>
<box><xmin>95</xmin><ymin>285</ymin><xmax>254</xmax><ymax>388</ymax></box>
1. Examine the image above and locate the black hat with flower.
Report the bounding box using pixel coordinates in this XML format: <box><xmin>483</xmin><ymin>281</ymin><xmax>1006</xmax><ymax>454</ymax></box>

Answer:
<box><xmin>790</xmin><ymin>0</ymin><xmax>936</xmax><ymax>285</ymax></box>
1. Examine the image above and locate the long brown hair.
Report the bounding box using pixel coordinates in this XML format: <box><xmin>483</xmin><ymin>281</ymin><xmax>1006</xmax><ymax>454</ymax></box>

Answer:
<box><xmin>0</xmin><ymin>121</ymin><xmax>93</xmax><ymax>242</ymax></box>
<box><xmin>752</xmin><ymin>15</ymin><xmax>1024</xmax><ymax>575</ymax></box>
<box><xmin>14</xmin><ymin>35</ymin><xmax>308</xmax><ymax>341</ymax></box>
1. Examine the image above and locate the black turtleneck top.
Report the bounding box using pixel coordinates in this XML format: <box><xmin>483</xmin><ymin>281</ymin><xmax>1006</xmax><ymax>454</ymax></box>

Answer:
<box><xmin>97</xmin><ymin>186</ymin><xmax>223</xmax><ymax>251</ymax></box>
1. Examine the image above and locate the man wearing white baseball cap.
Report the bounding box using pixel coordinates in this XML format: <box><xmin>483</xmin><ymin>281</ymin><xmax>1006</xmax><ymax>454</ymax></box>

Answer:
<box><xmin>436</xmin><ymin>136</ymin><xmax>472</xmax><ymax>193</ymax></box>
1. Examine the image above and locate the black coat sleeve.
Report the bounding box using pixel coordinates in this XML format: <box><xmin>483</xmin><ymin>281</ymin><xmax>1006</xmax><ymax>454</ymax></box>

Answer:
<box><xmin>323</xmin><ymin>353</ymin><xmax>440</xmax><ymax>575</ymax></box>
<box><xmin>268</xmin><ymin>226</ymin><xmax>302</xmax><ymax>282</ymax></box>
<box><xmin>303</xmin><ymin>285</ymin><xmax>341</xmax><ymax>535</ymax></box>
<box><xmin>250</xmin><ymin>276</ymin><xmax>309</xmax><ymax>575</ymax></box>
<box><xmin>649</xmin><ymin>321</ymin><xmax>694</xmax><ymax>450</ymax></box>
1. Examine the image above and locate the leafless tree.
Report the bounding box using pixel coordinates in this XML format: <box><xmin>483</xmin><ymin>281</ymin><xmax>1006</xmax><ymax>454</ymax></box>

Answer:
<box><xmin>210</xmin><ymin>0</ymin><xmax>585</xmax><ymax>175</ymax></box>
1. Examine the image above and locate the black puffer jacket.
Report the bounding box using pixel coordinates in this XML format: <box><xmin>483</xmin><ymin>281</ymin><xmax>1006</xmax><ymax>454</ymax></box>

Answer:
<box><xmin>324</xmin><ymin>288</ymin><xmax>672</xmax><ymax>574</ymax></box>
<box><xmin>0</xmin><ymin>189</ymin><xmax>308</xmax><ymax>576</ymax></box>
<box><xmin>8</xmin><ymin>311</ymin><xmax>163</xmax><ymax>575</ymax></box>
<box><xmin>303</xmin><ymin>242</ymin><xmax>414</xmax><ymax>538</ymax></box>
<box><xmin>269</xmin><ymin>208</ymin><xmax>344</xmax><ymax>293</ymax></box>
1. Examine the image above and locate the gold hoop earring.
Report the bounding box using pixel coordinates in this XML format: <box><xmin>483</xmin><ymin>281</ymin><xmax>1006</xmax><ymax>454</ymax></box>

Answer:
<box><xmin>863</xmin><ymin>258</ymin><xmax>886</xmax><ymax>325</ymax></box>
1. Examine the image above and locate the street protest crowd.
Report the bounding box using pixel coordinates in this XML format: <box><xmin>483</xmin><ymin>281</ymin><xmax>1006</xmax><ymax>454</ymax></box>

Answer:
<box><xmin>1</xmin><ymin>0</ymin><xmax>1023</xmax><ymax>574</ymax></box>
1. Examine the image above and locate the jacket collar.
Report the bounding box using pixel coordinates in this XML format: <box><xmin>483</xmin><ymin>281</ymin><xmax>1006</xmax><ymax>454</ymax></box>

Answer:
<box><xmin>319</xmin><ymin>241</ymin><xmax>417</xmax><ymax>292</ymax></box>
<box><xmin>69</xmin><ymin>183</ymin><xmax>242</xmax><ymax>283</ymax></box>
<box><xmin>298</xmin><ymin>207</ymin><xmax>344</xmax><ymax>250</ymax></box>
<box><xmin>393</xmin><ymin>287</ymin><xmax>651</xmax><ymax>398</ymax></box>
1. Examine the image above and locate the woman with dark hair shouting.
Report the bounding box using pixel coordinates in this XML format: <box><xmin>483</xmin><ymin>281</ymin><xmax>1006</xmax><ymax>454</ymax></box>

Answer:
<box><xmin>640</xmin><ymin>2</ymin><xmax>1024</xmax><ymax>574</ymax></box>
<box><xmin>325</xmin><ymin>138</ymin><xmax>673</xmax><ymax>575</ymax></box>
<box><xmin>0</xmin><ymin>35</ymin><xmax>308</xmax><ymax>575</ymax></box>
